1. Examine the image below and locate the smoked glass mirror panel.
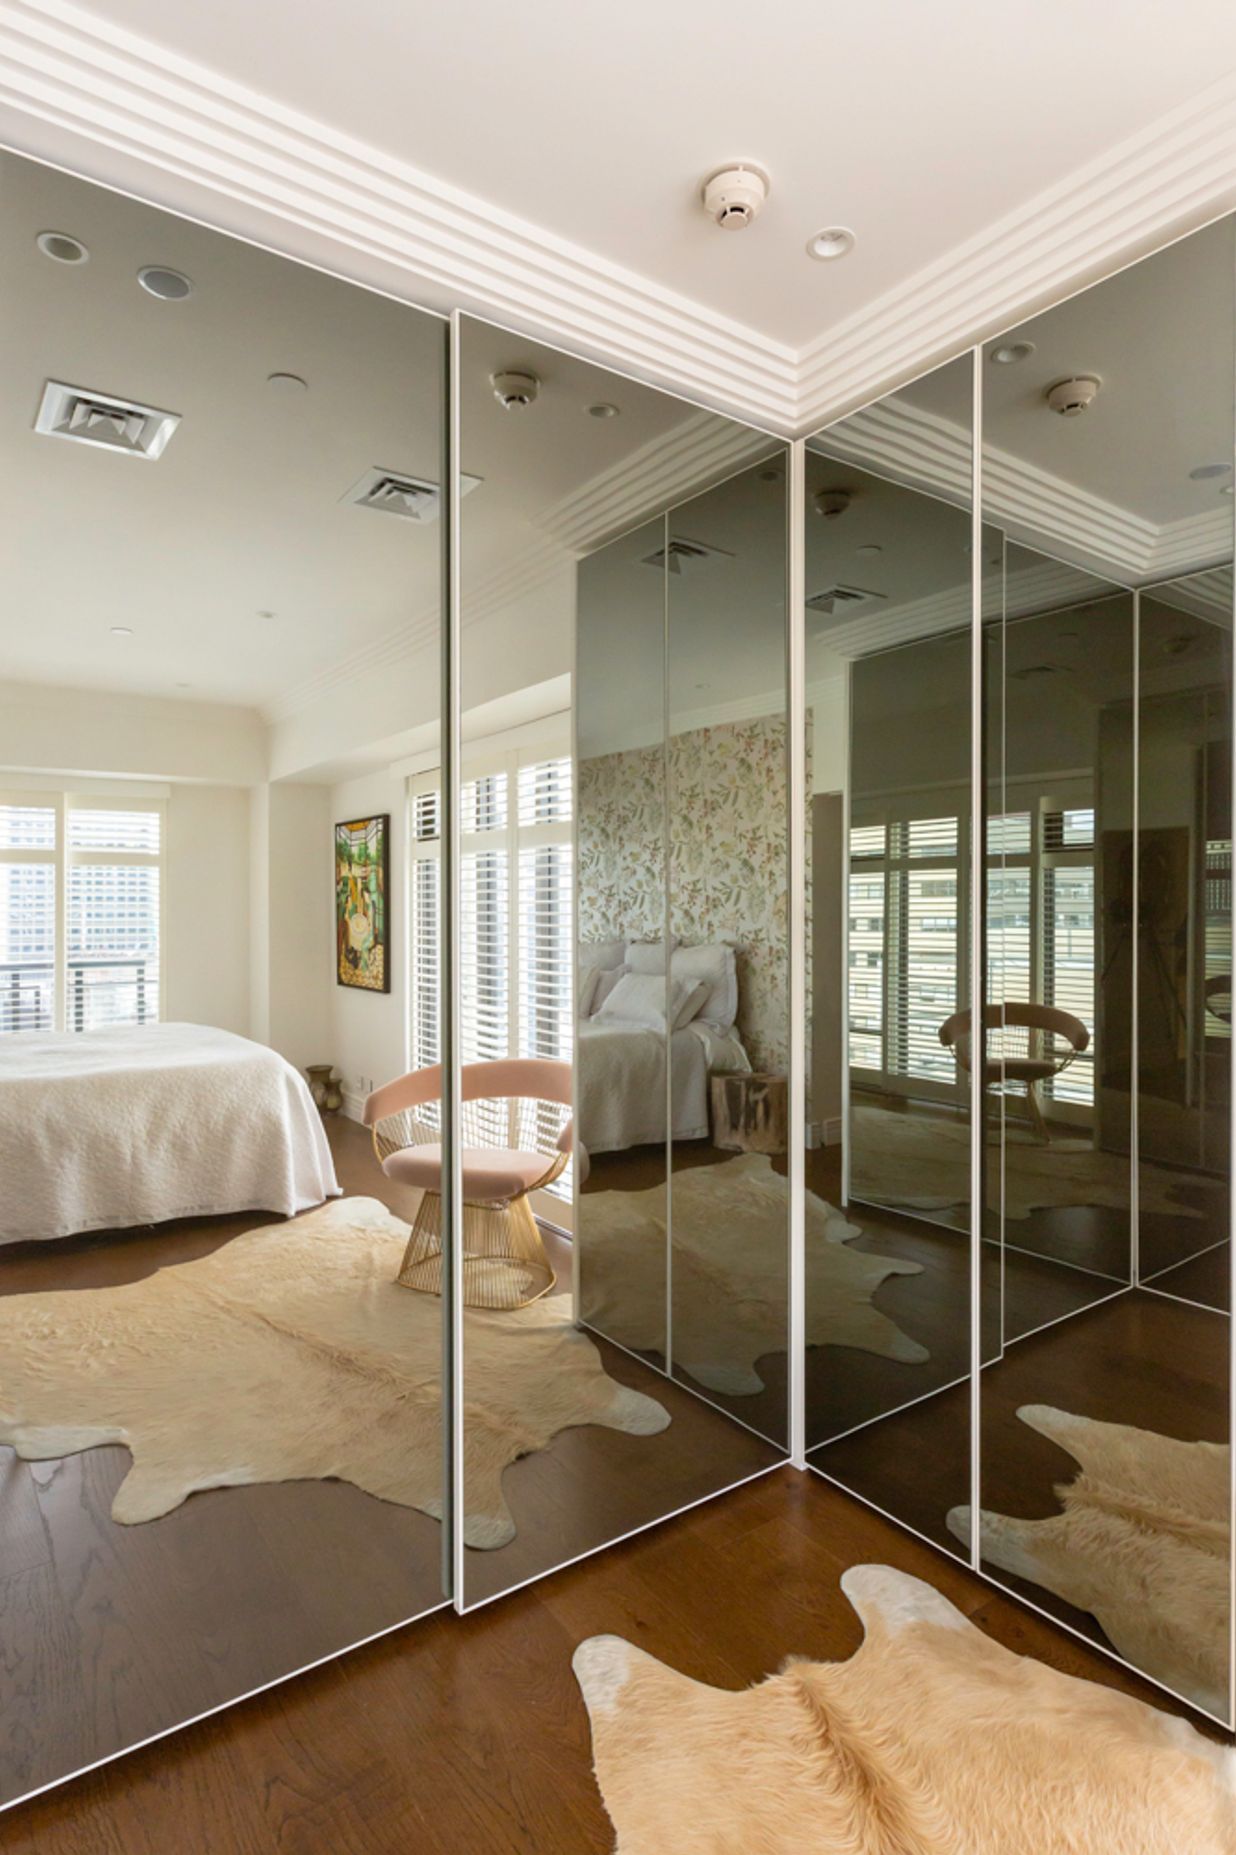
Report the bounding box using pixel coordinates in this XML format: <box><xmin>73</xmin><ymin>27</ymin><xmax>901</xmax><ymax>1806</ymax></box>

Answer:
<box><xmin>666</xmin><ymin>457</ymin><xmax>790</xmax><ymax>1449</ymax></box>
<box><xmin>803</xmin><ymin>353</ymin><xmax>974</xmax><ymax>1559</ymax></box>
<box><xmin>1137</xmin><ymin>573</ymin><xmax>1232</xmax><ymax>1311</ymax></box>
<box><xmin>0</xmin><ymin>152</ymin><xmax>448</xmax><ymax>1806</ymax></box>
<box><xmin>975</xmin><ymin>215</ymin><xmax>1233</xmax><ymax>1724</ymax></box>
<box><xmin>457</xmin><ymin>319</ymin><xmax>788</xmax><ymax>1607</ymax></box>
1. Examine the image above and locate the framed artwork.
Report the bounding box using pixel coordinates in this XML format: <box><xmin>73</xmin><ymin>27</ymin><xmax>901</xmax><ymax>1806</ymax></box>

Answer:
<box><xmin>335</xmin><ymin>814</ymin><xmax>390</xmax><ymax>992</ymax></box>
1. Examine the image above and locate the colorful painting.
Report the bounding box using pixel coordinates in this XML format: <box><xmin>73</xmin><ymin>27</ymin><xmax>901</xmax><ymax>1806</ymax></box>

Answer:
<box><xmin>335</xmin><ymin>815</ymin><xmax>389</xmax><ymax>993</ymax></box>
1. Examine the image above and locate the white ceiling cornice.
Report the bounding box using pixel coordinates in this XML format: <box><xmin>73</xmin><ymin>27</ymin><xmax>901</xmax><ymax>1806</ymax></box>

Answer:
<box><xmin>0</xmin><ymin>2</ymin><xmax>1234</xmax><ymax>439</ymax></box>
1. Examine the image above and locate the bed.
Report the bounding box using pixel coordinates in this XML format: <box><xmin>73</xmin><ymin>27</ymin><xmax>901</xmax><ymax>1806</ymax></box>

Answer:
<box><xmin>575</xmin><ymin>941</ymin><xmax>751</xmax><ymax>1153</ymax></box>
<box><xmin>0</xmin><ymin>1023</ymin><xmax>340</xmax><ymax>1244</ymax></box>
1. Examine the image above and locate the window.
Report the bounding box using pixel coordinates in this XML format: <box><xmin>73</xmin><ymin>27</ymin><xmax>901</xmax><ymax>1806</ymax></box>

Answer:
<box><xmin>410</xmin><ymin>752</ymin><xmax>573</xmax><ymax>1200</ymax></box>
<box><xmin>0</xmin><ymin>794</ymin><xmax>163</xmax><ymax>1035</ymax></box>
<box><xmin>848</xmin><ymin>807</ymin><xmax>966</xmax><ymax>1095</ymax></box>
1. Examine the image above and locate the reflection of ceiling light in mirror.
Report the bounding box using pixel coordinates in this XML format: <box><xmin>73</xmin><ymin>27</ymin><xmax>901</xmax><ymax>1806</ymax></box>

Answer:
<box><xmin>110</xmin><ymin>626</ymin><xmax>134</xmax><ymax>638</ymax></box>
<box><xmin>37</xmin><ymin>230</ymin><xmax>88</xmax><ymax>264</ymax></box>
<box><xmin>1189</xmin><ymin>462</ymin><xmax>1232</xmax><ymax>480</ymax></box>
<box><xmin>138</xmin><ymin>265</ymin><xmax>194</xmax><ymax>301</ymax></box>
<box><xmin>856</xmin><ymin>543</ymin><xmax>882</xmax><ymax>555</ymax></box>
<box><xmin>1223</xmin><ymin>485</ymin><xmax>1235</xmax><ymax>497</ymax></box>
<box><xmin>587</xmin><ymin>402</ymin><xmax>618</xmax><ymax>419</ymax></box>
<box><xmin>267</xmin><ymin>372</ymin><xmax>308</xmax><ymax>393</ymax></box>
<box><xmin>807</xmin><ymin>227</ymin><xmax>855</xmax><ymax>261</ymax></box>
<box><xmin>257</xmin><ymin>610</ymin><xmax>277</xmax><ymax>620</ymax></box>
<box><xmin>758</xmin><ymin>465</ymin><xmax>784</xmax><ymax>482</ymax></box>
<box><xmin>989</xmin><ymin>341</ymin><xmax>1035</xmax><ymax>365</ymax></box>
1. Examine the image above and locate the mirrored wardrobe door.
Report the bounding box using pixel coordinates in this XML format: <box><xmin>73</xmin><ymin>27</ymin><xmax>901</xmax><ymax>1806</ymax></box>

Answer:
<box><xmin>665</xmin><ymin>456</ymin><xmax>791</xmax><ymax>1448</ymax></box>
<box><xmin>455</xmin><ymin>317</ymin><xmax>789</xmax><ymax>1608</ymax></box>
<box><xmin>802</xmin><ymin>353</ymin><xmax>975</xmax><ymax>1556</ymax></box>
<box><xmin>975</xmin><ymin>215</ymin><xmax>1234</xmax><ymax>1724</ymax></box>
<box><xmin>0</xmin><ymin>152</ymin><xmax>450</xmax><ymax>1807</ymax></box>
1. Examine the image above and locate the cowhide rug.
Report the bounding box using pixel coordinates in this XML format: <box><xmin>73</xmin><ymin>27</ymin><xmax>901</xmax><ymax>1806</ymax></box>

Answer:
<box><xmin>853</xmin><ymin>1105</ymin><xmax>1215</xmax><ymax>1221</ymax></box>
<box><xmin>0</xmin><ymin>1195</ymin><xmax>668</xmax><ymax>1548</ymax></box>
<box><xmin>579</xmin><ymin>1153</ymin><xmax>927</xmax><ymax>1395</ymax></box>
<box><xmin>574</xmin><ymin>1564</ymin><xmax>1236</xmax><ymax>1854</ymax></box>
<box><xmin>949</xmin><ymin>1405</ymin><xmax>1230</xmax><ymax>1716</ymax></box>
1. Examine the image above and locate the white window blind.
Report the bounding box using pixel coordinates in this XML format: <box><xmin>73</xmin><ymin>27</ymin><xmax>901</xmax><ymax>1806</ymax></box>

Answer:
<box><xmin>0</xmin><ymin>795</ymin><xmax>163</xmax><ymax>1035</ymax></box>
<box><xmin>1205</xmin><ymin>839</ymin><xmax>1232</xmax><ymax>1042</ymax></box>
<box><xmin>410</xmin><ymin>749</ymin><xmax>574</xmax><ymax>1201</ymax></box>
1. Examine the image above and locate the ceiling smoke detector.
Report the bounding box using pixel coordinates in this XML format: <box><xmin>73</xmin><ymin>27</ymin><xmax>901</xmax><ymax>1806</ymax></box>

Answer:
<box><xmin>812</xmin><ymin>487</ymin><xmax>853</xmax><ymax>520</ymax></box>
<box><xmin>34</xmin><ymin>380</ymin><xmax>181</xmax><ymax>460</ymax></box>
<box><xmin>1044</xmin><ymin>375</ymin><xmax>1102</xmax><ymax>417</ymax></box>
<box><xmin>490</xmin><ymin>370</ymin><xmax>539</xmax><ymax>410</ymax></box>
<box><xmin>701</xmin><ymin>163</ymin><xmax>770</xmax><ymax>231</ymax></box>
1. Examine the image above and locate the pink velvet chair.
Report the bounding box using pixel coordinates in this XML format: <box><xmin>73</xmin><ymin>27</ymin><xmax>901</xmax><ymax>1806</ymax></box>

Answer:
<box><xmin>363</xmin><ymin>1058</ymin><xmax>573</xmax><ymax>1310</ymax></box>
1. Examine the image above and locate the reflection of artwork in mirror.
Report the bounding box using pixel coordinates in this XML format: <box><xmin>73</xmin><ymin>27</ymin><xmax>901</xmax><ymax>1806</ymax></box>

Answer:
<box><xmin>335</xmin><ymin>814</ymin><xmax>390</xmax><ymax>991</ymax></box>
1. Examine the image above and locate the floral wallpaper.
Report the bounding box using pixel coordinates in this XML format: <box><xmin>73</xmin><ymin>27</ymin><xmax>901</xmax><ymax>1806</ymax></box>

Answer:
<box><xmin>579</xmin><ymin>712</ymin><xmax>801</xmax><ymax>1074</ymax></box>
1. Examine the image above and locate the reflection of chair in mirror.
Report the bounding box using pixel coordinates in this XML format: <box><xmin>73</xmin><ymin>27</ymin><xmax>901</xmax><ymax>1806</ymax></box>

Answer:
<box><xmin>363</xmin><ymin>1059</ymin><xmax>572</xmax><ymax>1310</ymax></box>
<box><xmin>939</xmin><ymin>1004</ymin><xmax>1089</xmax><ymax>1143</ymax></box>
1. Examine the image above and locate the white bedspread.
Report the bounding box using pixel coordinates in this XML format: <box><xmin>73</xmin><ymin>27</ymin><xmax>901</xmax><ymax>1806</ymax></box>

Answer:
<box><xmin>0</xmin><ymin>1023</ymin><xmax>340</xmax><ymax>1244</ymax></box>
<box><xmin>577</xmin><ymin>1020</ymin><xmax>749</xmax><ymax>1154</ymax></box>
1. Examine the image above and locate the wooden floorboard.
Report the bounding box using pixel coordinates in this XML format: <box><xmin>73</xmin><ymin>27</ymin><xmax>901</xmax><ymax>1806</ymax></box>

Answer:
<box><xmin>1</xmin><ymin>1470</ymin><xmax>1224</xmax><ymax>1854</ymax></box>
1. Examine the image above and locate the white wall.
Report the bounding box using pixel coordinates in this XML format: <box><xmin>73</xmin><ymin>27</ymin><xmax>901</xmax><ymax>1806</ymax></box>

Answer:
<box><xmin>328</xmin><ymin>769</ymin><xmax>410</xmax><ymax>1115</ymax></box>
<box><xmin>0</xmin><ymin>678</ymin><xmax>265</xmax><ymax>786</ymax></box>
<box><xmin>263</xmin><ymin>782</ymin><xmax>333</xmax><ymax>1073</ymax></box>
<box><xmin>164</xmin><ymin>784</ymin><xmax>251</xmax><ymax>1034</ymax></box>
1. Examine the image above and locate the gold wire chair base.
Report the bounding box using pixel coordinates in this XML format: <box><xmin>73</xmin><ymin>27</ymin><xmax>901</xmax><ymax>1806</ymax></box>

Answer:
<box><xmin>395</xmin><ymin>1190</ymin><xmax>556</xmax><ymax>1311</ymax></box>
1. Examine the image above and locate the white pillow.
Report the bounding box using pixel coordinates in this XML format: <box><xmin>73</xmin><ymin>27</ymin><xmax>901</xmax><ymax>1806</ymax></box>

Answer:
<box><xmin>670</xmin><ymin>978</ymin><xmax>711</xmax><ymax>1030</ymax></box>
<box><xmin>580</xmin><ymin>938</ymin><xmax>626</xmax><ymax>973</ymax></box>
<box><xmin>594</xmin><ymin>972</ymin><xmax>708</xmax><ymax>1032</ymax></box>
<box><xmin>624</xmin><ymin>938</ymin><xmax>677</xmax><ymax>975</ymax></box>
<box><xmin>577</xmin><ymin>963</ymin><xmax>601</xmax><ymax>1018</ymax></box>
<box><xmin>671</xmin><ymin>945</ymin><xmax>738</xmax><ymax>1029</ymax></box>
<box><xmin>590</xmin><ymin>965</ymin><xmax>627</xmax><ymax>1013</ymax></box>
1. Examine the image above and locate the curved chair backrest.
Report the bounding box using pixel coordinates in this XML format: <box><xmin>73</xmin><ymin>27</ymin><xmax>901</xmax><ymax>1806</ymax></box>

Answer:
<box><xmin>938</xmin><ymin>1003</ymin><xmax>1090</xmax><ymax>1058</ymax></box>
<box><xmin>364</xmin><ymin>1058</ymin><xmax>572</xmax><ymax>1135</ymax></box>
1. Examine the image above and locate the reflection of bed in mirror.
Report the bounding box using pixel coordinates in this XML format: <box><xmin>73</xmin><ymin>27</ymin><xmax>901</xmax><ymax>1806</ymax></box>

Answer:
<box><xmin>576</xmin><ymin>940</ymin><xmax>749</xmax><ymax>1153</ymax></box>
<box><xmin>0</xmin><ymin>1022</ymin><xmax>339</xmax><ymax>1243</ymax></box>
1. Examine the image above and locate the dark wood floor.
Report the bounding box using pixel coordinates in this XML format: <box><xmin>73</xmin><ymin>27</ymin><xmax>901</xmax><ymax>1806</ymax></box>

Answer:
<box><xmin>811</xmin><ymin>1286</ymin><xmax>1230</xmax><ymax>1656</ymax></box>
<box><xmin>2</xmin><ymin>1470</ymin><xmax>1225</xmax><ymax>1853</ymax></box>
<box><xmin>0</xmin><ymin>1119</ymin><xmax>777</xmax><ymax>1806</ymax></box>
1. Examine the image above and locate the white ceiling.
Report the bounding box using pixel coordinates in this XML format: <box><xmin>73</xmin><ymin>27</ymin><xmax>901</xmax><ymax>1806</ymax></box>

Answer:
<box><xmin>35</xmin><ymin>0</ymin><xmax>1236</xmax><ymax>352</ymax></box>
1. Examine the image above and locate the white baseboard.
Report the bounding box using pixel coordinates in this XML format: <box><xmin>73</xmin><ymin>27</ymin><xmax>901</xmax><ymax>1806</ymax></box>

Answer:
<box><xmin>806</xmin><ymin>1116</ymin><xmax>844</xmax><ymax>1149</ymax></box>
<box><xmin>341</xmin><ymin>1091</ymin><xmax>367</xmax><ymax>1124</ymax></box>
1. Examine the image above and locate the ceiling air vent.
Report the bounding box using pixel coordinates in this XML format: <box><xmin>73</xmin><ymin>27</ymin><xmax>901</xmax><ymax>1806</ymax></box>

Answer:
<box><xmin>806</xmin><ymin>584</ymin><xmax>886</xmax><ymax>616</ymax></box>
<box><xmin>343</xmin><ymin>466</ymin><xmax>480</xmax><ymax>523</ymax></box>
<box><xmin>34</xmin><ymin>380</ymin><xmax>180</xmax><ymax>460</ymax></box>
<box><xmin>641</xmin><ymin>536</ymin><xmax>734</xmax><ymax>575</ymax></box>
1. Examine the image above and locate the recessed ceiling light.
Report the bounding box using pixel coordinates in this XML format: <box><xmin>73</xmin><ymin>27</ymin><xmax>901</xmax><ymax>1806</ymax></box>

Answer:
<box><xmin>268</xmin><ymin>372</ymin><xmax>309</xmax><ymax>394</ymax></box>
<box><xmin>587</xmin><ymin>402</ymin><xmax>619</xmax><ymax>419</ymax></box>
<box><xmin>807</xmin><ymin>227</ymin><xmax>855</xmax><ymax>261</ymax></box>
<box><xmin>989</xmin><ymin>341</ymin><xmax>1035</xmax><ymax>365</ymax></box>
<box><xmin>257</xmin><ymin>609</ymin><xmax>278</xmax><ymax>620</ymax></box>
<box><xmin>1189</xmin><ymin>462</ymin><xmax>1232</xmax><ymax>481</ymax></box>
<box><xmin>110</xmin><ymin>625</ymin><xmax>134</xmax><ymax>638</ymax></box>
<box><xmin>37</xmin><ymin>230</ymin><xmax>89</xmax><ymax>264</ymax></box>
<box><xmin>1223</xmin><ymin>485</ymin><xmax>1235</xmax><ymax>497</ymax></box>
<box><xmin>856</xmin><ymin>543</ymin><xmax>883</xmax><ymax>556</ymax></box>
<box><xmin>138</xmin><ymin>265</ymin><xmax>194</xmax><ymax>301</ymax></box>
<box><xmin>175</xmin><ymin>681</ymin><xmax>192</xmax><ymax>689</ymax></box>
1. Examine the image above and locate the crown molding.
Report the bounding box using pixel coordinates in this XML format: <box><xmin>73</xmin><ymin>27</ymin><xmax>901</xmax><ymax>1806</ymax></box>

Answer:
<box><xmin>796</xmin><ymin>70</ymin><xmax>1236</xmax><ymax>432</ymax></box>
<box><xmin>2</xmin><ymin>2</ymin><xmax>1235</xmax><ymax>442</ymax></box>
<box><xmin>0</xmin><ymin>0</ymin><xmax>798</xmax><ymax>428</ymax></box>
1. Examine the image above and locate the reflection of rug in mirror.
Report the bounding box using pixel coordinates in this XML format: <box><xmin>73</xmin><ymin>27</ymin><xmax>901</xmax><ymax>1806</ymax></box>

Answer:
<box><xmin>0</xmin><ymin>1195</ymin><xmax>668</xmax><ymax>1550</ymax></box>
<box><xmin>580</xmin><ymin>1154</ymin><xmax>927</xmax><ymax>1396</ymax></box>
<box><xmin>948</xmin><ymin>1405</ymin><xmax>1229</xmax><ymax>1716</ymax></box>
<box><xmin>853</xmin><ymin>1105</ymin><xmax>1214</xmax><ymax>1220</ymax></box>
<box><xmin>573</xmin><ymin>1564</ymin><xmax>1235</xmax><ymax>1855</ymax></box>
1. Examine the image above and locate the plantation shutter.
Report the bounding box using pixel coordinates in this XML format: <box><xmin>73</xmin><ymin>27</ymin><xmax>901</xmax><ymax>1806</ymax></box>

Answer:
<box><xmin>0</xmin><ymin>803</ymin><xmax>56</xmax><ymax>1032</ymax></box>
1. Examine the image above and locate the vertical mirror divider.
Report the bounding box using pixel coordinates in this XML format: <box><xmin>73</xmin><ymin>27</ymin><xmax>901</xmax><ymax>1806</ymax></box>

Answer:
<box><xmin>1130</xmin><ymin>587</ymin><xmax>1141</xmax><ymax>1302</ymax></box>
<box><xmin>968</xmin><ymin>342</ymin><xmax>985</xmax><ymax>1577</ymax></box>
<box><xmin>788</xmin><ymin>438</ymin><xmax>808</xmax><ymax>1467</ymax></box>
<box><xmin>661</xmin><ymin>514</ymin><xmax>673</xmax><ymax>1387</ymax></box>
<box><xmin>444</xmin><ymin>310</ymin><xmax>464</xmax><ymax>1611</ymax></box>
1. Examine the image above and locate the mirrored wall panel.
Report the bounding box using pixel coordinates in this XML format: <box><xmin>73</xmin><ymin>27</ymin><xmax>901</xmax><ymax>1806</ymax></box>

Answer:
<box><xmin>0</xmin><ymin>154</ymin><xmax>450</xmax><ymax>1804</ymax></box>
<box><xmin>971</xmin><ymin>216</ymin><xmax>1234</xmax><ymax>1721</ymax></box>
<box><xmin>802</xmin><ymin>353</ymin><xmax>975</xmax><ymax>1554</ymax></box>
<box><xmin>456</xmin><ymin>317</ymin><xmax>790</xmax><ymax>1604</ymax></box>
